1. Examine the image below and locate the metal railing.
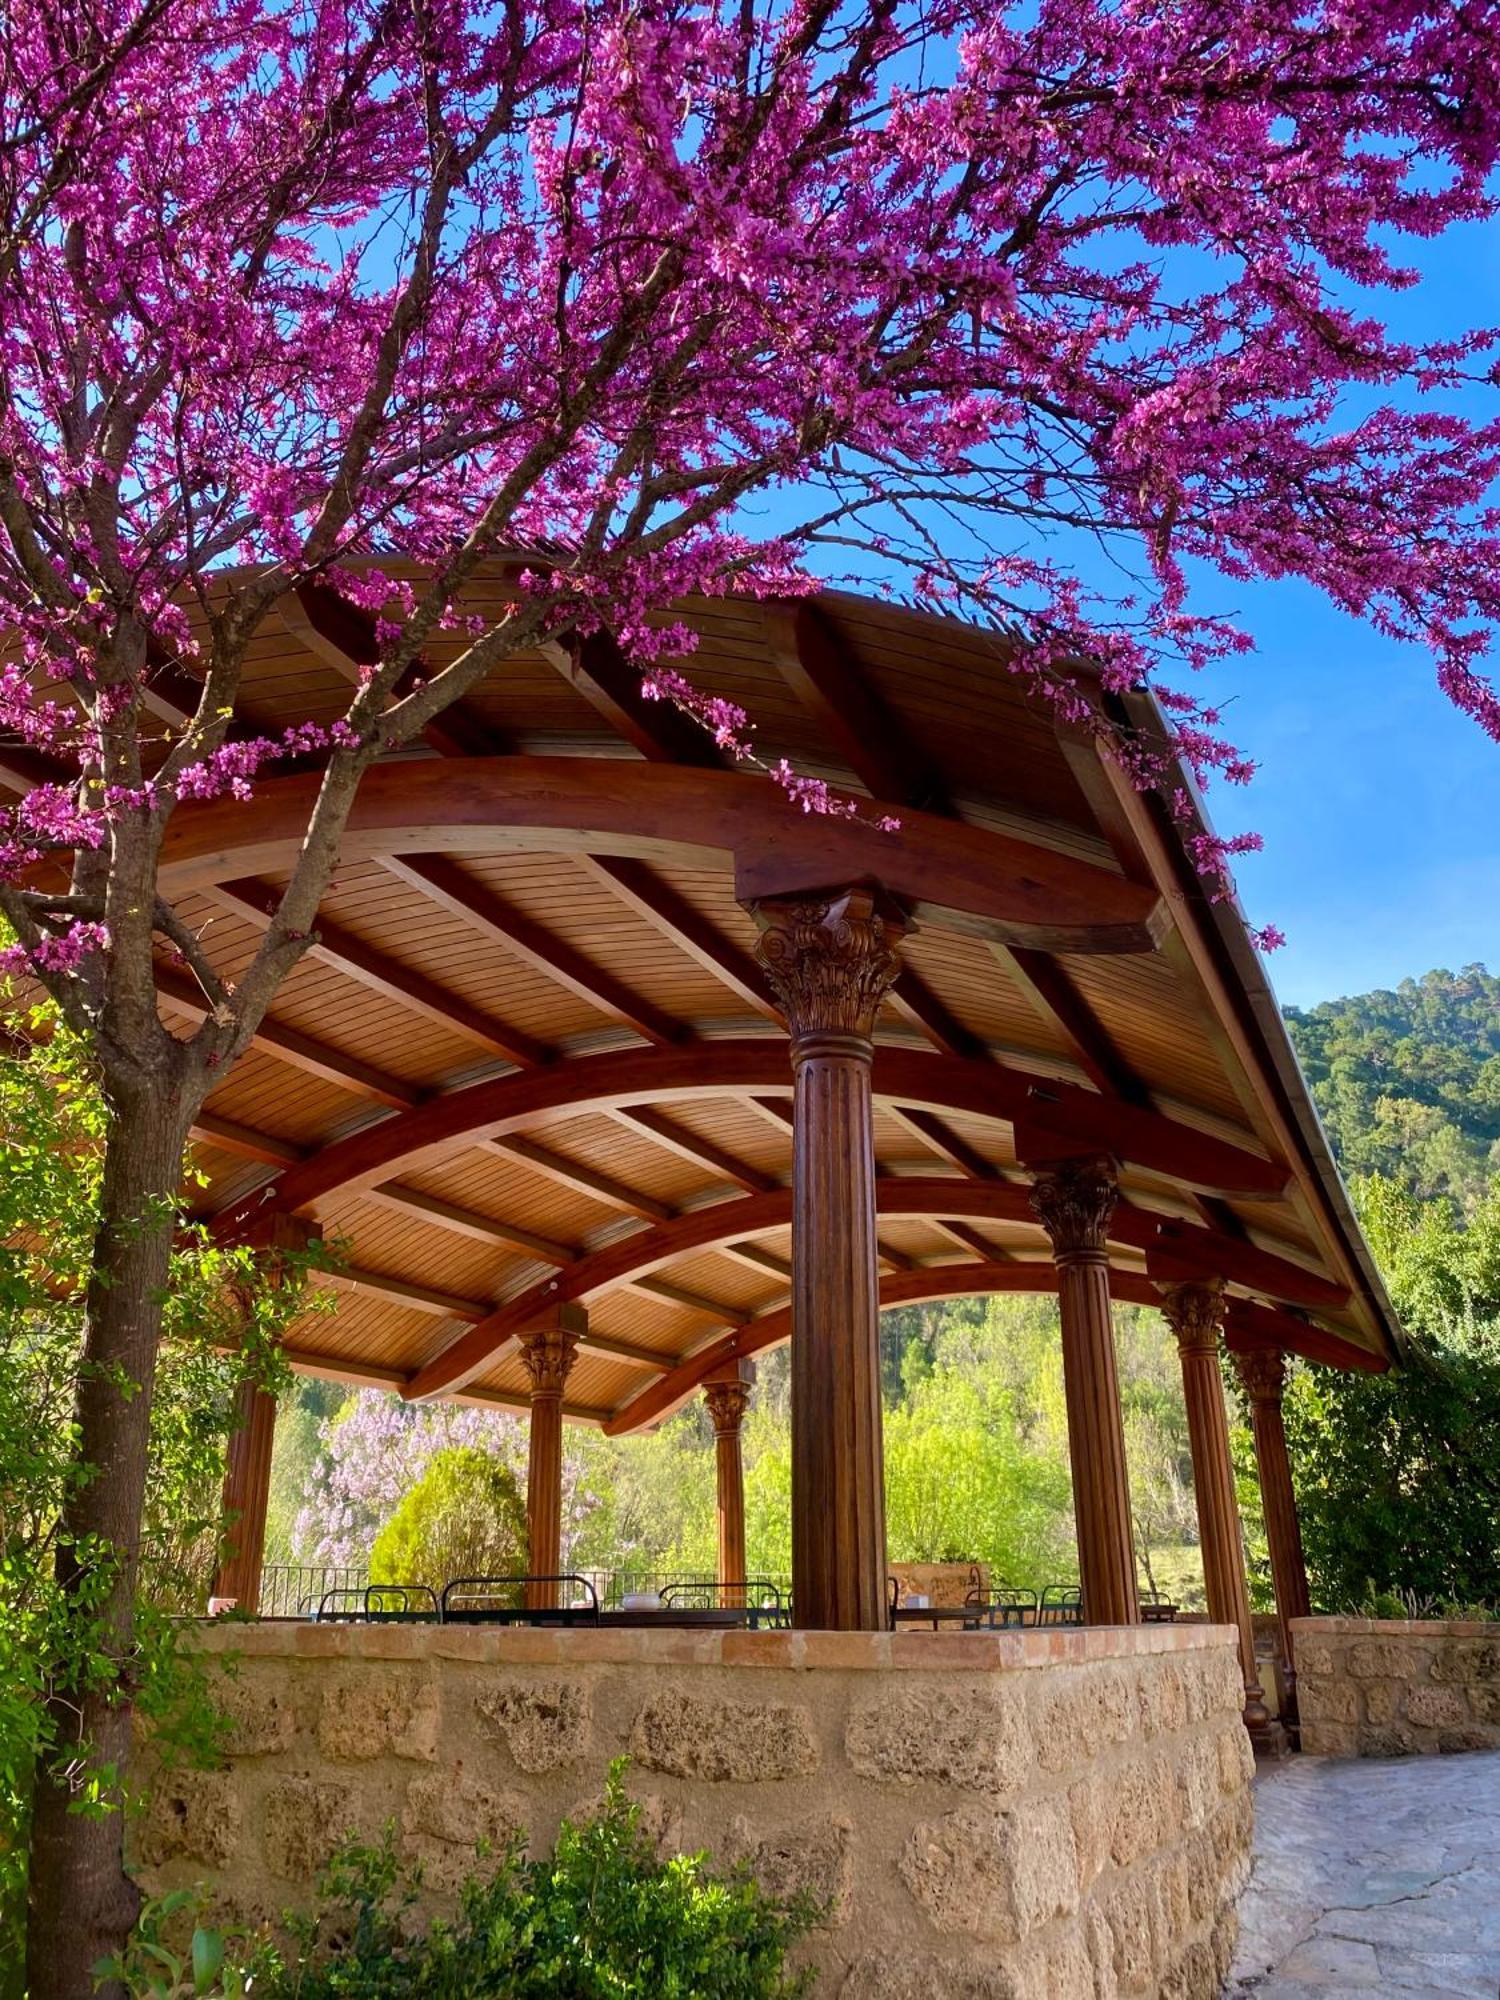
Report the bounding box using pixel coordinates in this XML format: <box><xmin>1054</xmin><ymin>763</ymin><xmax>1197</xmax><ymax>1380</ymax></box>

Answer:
<box><xmin>257</xmin><ymin>1562</ymin><xmax>369</xmax><ymax>1618</ymax></box>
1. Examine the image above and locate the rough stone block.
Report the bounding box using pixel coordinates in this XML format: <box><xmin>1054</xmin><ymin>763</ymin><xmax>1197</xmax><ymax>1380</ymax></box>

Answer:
<box><xmin>262</xmin><ymin>1776</ymin><xmax>356</xmax><ymax>1879</ymax></box>
<box><xmin>1216</xmin><ymin>1719</ymin><xmax>1256</xmax><ymax>1794</ymax></box>
<box><xmin>839</xmin><ymin>1953</ymin><xmax>1021</xmax><ymax>1999</ymax></box>
<box><xmin>631</xmin><ymin>1691</ymin><xmax>818</xmax><ymax>1781</ymax></box>
<box><xmin>1158</xmin><ymin>1940</ymin><xmax>1217</xmax><ymax>2000</ymax></box>
<box><xmin>1358</xmin><ymin>1722</ymin><xmax>1418</xmax><ymax>1757</ymax></box>
<box><xmin>1067</xmin><ymin>1777</ymin><xmax>1111</xmax><ymax>1893</ymax></box>
<box><xmin>1029</xmin><ymin>1669</ymin><xmax>1133</xmax><ymax>1773</ymax></box>
<box><xmin>899</xmin><ymin>1795</ymin><xmax>1077</xmax><ymax>1943</ymax></box>
<box><xmin>1096</xmin><ymin>1872</ymin><xmax>1158</xmax><ymax>1994</ymax></box>
<box><xmin>1108</xmin><ymin>1755</ymin><xmax>1168</xmax><ymax>1868</ymax></box>
<box><xmin>569</xmin><ymin>1781</ymin><xmax>683</xmax><ymax>1855</ymax></box>
<box><xmin>1362</xmin><ymin>1680</ymin><xmax>1402</xmax><ymax>1725</ymax></box>
<box><xmin>1137</xmin><ymin>1660</ymin><xmax>1188</xmax><ymax>1740</ymax></box>
<box><xmin>317</xmin><ymin>1672</ymin><xmax>438</xmax><ymax>1762</ymax></box>
<box><xmin>1347</xmin><ymin>1638</ymin><xmax>1424</xmax><ymax>1681</ymax></box>
<box><xmin>475</xmin><ymin>1677</ymin><xmax>590</xmax><ymax>1772</ymax></box>
<box><xmin>1431</xmin><ymin>1638</ymin><xmax>1500</xmax><ymax>1685</ymax></box>
<box><xmin>216</xmin><ymin>1674</ymin><xmax>297</xmax><ymax>1756</ymax></box>
<box><xmin>1438</xmin><ymin>1725</ymin><xmax>1500</xmax><ymax>1754</ymax></box>
<box><xmin>1468</xmin><ymin>1683</ymin><xmax>1500</xmax><ymax>1725</ymax></box>
<box><xmin>402</xmin><ymin>1768</ymin><xmax>525</xmax><ymax>1892</ymax></box>
<box><xmin>1291</xmin><ymin>1636</ymin><xmax>1338</xmax><ymax>1678</ymax></box>
<box><xmin>1297</xmin><ymin>1674</ymin><xmax>1359</xmax><ymax>1724</ymax></box>
<box><xmin>730</xmin><ymin>1811</ymin><xmax>854</xmax><ymax>1928</ymax></box>
<box><xmin>845</xmin><ymin>1685</ymin><xmax>1032</xmax><ymax>1794</ymax></box>
<box><xmin>138</xmin><ymin>1769</ymin><xmax>240</xmax><ymax>1867</ymax></box>
<box><xmin>1298</xmin><ymin>1719</ymin><xmax>1358</xmax><ymax>1757</ymax></box>
<box><xmin>1406</xmin><ymin>1684</ymin><xmax>1470</xmax><ymax>1730</ymax></box>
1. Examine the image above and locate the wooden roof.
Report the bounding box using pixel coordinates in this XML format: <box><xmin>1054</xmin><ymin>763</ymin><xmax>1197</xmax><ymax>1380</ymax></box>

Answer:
<box><xmin>66</xmin><ymin>567</ymin><xmax>1404</xmax><ymax>1424</ymax></box>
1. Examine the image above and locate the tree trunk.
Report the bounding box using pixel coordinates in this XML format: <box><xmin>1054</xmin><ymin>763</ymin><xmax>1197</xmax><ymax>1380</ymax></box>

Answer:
<box><xmin>27</xmin><ymin>1081</ymin><xmax>192</xmax><ymax>2000</ymax></box>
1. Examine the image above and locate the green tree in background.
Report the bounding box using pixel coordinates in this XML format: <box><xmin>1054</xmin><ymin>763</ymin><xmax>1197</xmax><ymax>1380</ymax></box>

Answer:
<box><xmin>1270</xmin><ymin>1174</ymin><xmax>1500</xmax><ymax>1610</ymax></box>
<box><xmin>369</xmin><ymin>1448</ymin><xmax>528</xmax><ymax>1589</ymax></box>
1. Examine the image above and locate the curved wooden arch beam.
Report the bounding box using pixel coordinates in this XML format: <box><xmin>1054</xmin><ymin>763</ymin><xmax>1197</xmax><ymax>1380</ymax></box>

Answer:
<box><xmin>607</xmin><ymin>1262</ymin><xmax>1381</xmax><ymax>1437</ymax></box>
<box><xmin>401</xmin><ymin>1176</ymin><xmax>1346</xmax><ymax>1403</ymax></box>
<box><xmin>153</xmin><ymin>757</ymin><xmax>1164</xmax><ymax>955</ymax></box>
<box><xmin>213</xmin><ymin>1040</ymin><xmax>1291</xmax><ymax>1242</ymax></box>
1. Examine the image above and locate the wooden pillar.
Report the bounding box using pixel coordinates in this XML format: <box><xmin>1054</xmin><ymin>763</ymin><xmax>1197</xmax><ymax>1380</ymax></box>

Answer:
<box><xmin>1028</xmin><ymin>1157</ymin><xmax>1140</xmax><ymax>1626</ymax></box>
<box><xmin>1159</xmin><ymin>1282</ymin><xmax>1281</xmax><ymax>1749</ymax></box>
<box><xmin>1233</xmin><ymin>1344</ymin><xmax>1312</xmax><ymax>1721</ymax></box>
<box><xmin>752</xmin><ymin>885</ymin><xmax>906</xmax><ymax>1631</ymax></box>
<box><xmin>704</xmin><ymin>1361</ymin><xmax>755</xmax><ymax>1605</ymax></box>
<box><xmin>210</xmin><ymin>1378</ymin><xmax>277</xmax><ymax>1613</ymax></box>
<box><xmin>210</xmin><ymin>1212</ymin><xmax>313</xmax><ymax>1614</ymax></box>
<box><xmin>518</xmin><ymin>1304</ymin><xmax>585</xmax><ymax>1609</ymax></box>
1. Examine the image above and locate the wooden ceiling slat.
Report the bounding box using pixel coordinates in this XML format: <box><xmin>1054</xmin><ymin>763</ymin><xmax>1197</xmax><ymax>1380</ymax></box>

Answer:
<box><xmin>580</xmin><ymin>855</ymin><xmax>779</xmax><ymax>1020</ymax></box>
<box><xmin>360</xmin><ymin>1183</ymin><xmax>576</xmax><ymax>1266</ymax></box>
<box><xmin>607</xmin><ymin>1104</ymin><xmax>776</xmax><ymax>1195</ymax></box>
<box><xmin>380</xmin><ymin>852</ymin><xmax>683</xmax><ymax>1046</ymax></box>
<box><xmin>486</xmin><ymin>1133</ymin><xmax>672</xmax><ymax>1223</ymax></box>
<box><xmin>545</xmin><ymin>631</ymin><xmax>728</xmax><ymax>767</ymax></box>
<box><xmin>209</xmin><ymin>876</ymin><xmax>552</xmax><ymax>1067</ymax></box>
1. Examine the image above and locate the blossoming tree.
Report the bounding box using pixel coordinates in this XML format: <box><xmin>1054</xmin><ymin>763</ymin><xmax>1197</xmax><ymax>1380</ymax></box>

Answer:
<box><xmin>3</xmin><ymin>0</ymin><xmax>1500</xmax><ymax>1985</ymax></box>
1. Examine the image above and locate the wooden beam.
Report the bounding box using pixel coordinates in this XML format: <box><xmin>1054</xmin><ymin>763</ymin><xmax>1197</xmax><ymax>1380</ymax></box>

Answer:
<box><xmin>157</xmin><ymin>964</ymin><xmax>420</xmax><ymax>1110</ymax></box>
<box><xmin>933</xmin><ymin>1219</ymin><xmax>1013</xmax><ymax>1262</ymax></box>
<box><xmin>888</xmin><ymin>970</ymin><xmax>990</xmax><ymax>1061</ymax></box>
<box><xmin>719</xmin><ymin>1240</ymin><xmax>793</xmax><ymax>1280</ymax></box>
<box><xmin>575</xmin><ymin>1330</ymin><xmax>681</xmax><ymax>1372</ymax></box>
<box><xmin>994</xmin><ymin>944</ymin><xmax>1152</xmax><ymax>1103</ymax></box>
<box><xmin>1225</xmin><ymin>1301</ymin><xmax>1388</xmax><ymax>1375</ymax></box>
<box><xmin>211</xmin><ymin>1040</ymin><xmax>1293</xmax><ymax>1236</ymax></box>
<box><xmin>608</xmin><ymin>1104</ymin><xmax>776</xmax><ymax>1194</ymax></box>
<box><xmin>885</xmin><ymin>1104</ymin><xmax>1002</xmax><ymax>1180</ymax></box>
<box><xmin>400</xmin><ymin>1172</ymin><xmax>1334</xmax><ymax>1402</ymax></box>
<box><xmin>321</xmin><ymin>1265</ymin><xmax>489</xmax><ymax>1320</ymax></box>
<box><xmin>191</xmin><ymin>1113</ymin><xmax>304</xmax><ymax>1167</ymax></box>
<box><xmin>580</xmin><ymin>856</ymin><xmax>779</xmax><ymax>1019</ymax></box>
<box><xmin>876</xmin><ymin>1240</ymin><xmax>918</xmax><ymax>1272</ymax></box>
<box><xmin>210</xmin><ymin>877</ymin><xmax>552</xmax><ymax>1068</ymax></box>
<box><xmin>486</xmin><ymin>1133</ymin><xmax>672</xmax><ymax>1222</ymax></box>
<box><xmin>156</xmin><ymin>757</ymin><xmax>1169</xmax><ymax>956</ymax></box>
<box><xmin>546</xmin><ymin>631</ymin><xmax>726</xmax><ymax>766</ymax></box>
<box><xmin>280</xmin><ymin>581</ymin><xmax>510</xmax><ymax>759</ymax></box>
<box><xmin>360</xmin><ymin>1183</ymin><xmax>576</xmax><ymax>1266</ymax></box>
<box><xmin>380</xmin><ymin>853</ymin><xmax>684</xmax><ymax>1047</ymax></box>
<box><xmin>765</xmin><ymin>600</ymin><xmax>950</xmax><ymax>811</ymax></box>
<box><xmin>628</xmin><ymin>1276</ymin><xmax>737</xmax><ymax>1321</ymax></box>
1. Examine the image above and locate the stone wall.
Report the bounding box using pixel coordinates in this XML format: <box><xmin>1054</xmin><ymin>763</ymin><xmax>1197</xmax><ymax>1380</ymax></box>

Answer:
<box><xmin>1294</xmin><ymin>1615</ymin><xmax>1500</xmax><ymax>1758</ymax></box>
<box><xmin>136</xmin><ymin>1623</ymin><xmax>1252</xmax><ymax>1999</ymax></box>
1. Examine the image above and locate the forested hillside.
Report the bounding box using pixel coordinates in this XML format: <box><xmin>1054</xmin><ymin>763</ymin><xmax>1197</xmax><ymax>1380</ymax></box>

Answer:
<box><xmin>267</xmin><ymin>966</ymin><xmax>1500</xmax><ymax>1615</ymax></box>
<box><xmin>1286</xmin><ymin>965</ymin><xmax>1500</xmax><ymax>1211</ymax></box>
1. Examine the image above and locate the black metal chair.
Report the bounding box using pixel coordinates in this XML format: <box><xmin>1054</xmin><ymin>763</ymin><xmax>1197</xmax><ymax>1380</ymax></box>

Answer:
<box><xmin>964</xmin><ymin>1584</ymin><xmax>1038</xmax><ymax>1630</ymax></box>
<box><xmin>1037</xmin><ymin>1583</ymin><xmax>1085</xmax><ymax>1627</ymax></box>
<box><xmin>364</xmin><ymin>1583</ymin><xmax>440</xmax><ymax>1623</ymax></box>
<box><xmin>313</xmin><ymin>1587</ymin><xmax>369</xmax><ymax>1622</ymax></box>
<box><xmin>440</xmin><ymin>1574</ymin><xmax>600</xmax><ymax>1626</ymax></box>
<box><xmin>660</xmin><ymin>1578</ymin><xmax>788</xmax><ymax>1628</ymax></box>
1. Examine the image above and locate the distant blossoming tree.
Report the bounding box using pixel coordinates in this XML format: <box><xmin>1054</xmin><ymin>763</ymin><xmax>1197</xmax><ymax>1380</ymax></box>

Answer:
<box><xmin>3</xmin><ymin>0</ymin><xmax>1500</xmax><ymax>1985</ymax></box>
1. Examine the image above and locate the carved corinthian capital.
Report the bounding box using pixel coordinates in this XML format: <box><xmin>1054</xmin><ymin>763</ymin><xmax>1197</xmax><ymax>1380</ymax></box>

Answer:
<box><xmin>704</xmin><ymin>1378</ymin><xmax>753</xmax><ymax>1434</ymax></box>
<box><xmin>751</xmin><ymin>886</ymin><xmax>906</xmax><ymax>1049</ymax></box>
<box><xmin>1157</xmin><ymin>1279</ymin><xmax>1227</xmax><ymax>1357</ymax></box>
<box><xmin>1232</xmin><ymin>1345</ymin><xmax>1287</xmax><ymax>1404</ymax></box>
<box><xmin>1028</xmin><ymin>1157</ymin><xmax>1118</xmax><ymax>1259</ymax></box>
<box><xmin>518</xmin><ymin>1321</ymin><xmax>580</xmax><ymax>1398</ymax></box>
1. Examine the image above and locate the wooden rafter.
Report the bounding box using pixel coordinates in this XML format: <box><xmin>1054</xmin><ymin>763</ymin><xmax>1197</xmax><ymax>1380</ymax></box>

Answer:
<box><xmin>993</xmin><ymin>943</ymin><xmax>1152</xmax><ymax>1102</ymax></box>
<box><xmin>191</xmin><ymin>1113</ymin><xmax>303</xmax><ymax>1167</ymax></box>
<box><xmin>323</xmin><ymin>1265</ymin><xmax>489</xmax><ymax>1321</ymax></box>
<box><xmin>544</xmin><ymin>631</ymin><xmax>726</xmax><ymax>767</ymax></box>
<box><xmin>157</xmin><ymin>963</ymin><xmax>420</xmax><ymax>1110</ymax></box>
<box><xmin>579</xmin><ymin>855</ymin><xmax>779</xmax><ymax>1019</ymax></box>
<box><xmin>279</xmin><ymin>580</ymin><xmax>510</xmax><ymax>759</ymax></box>
<box><xmin>486</xmin><ymin>1133</ymin><xmax>672</xmax><ymax>1222</ymax></box>
<box><xmin>627</xmin><ymin>1275</ymin><xmax>737</xmax><ymax>1321</ymax></box>
<box><xmin>360</xmin><ymin>1183</ymin><xmax>575</xmax><ymax>1266</ymax></box>
<box><xmin>607</xmin><ymin>1104</ymin><xmax>776</xmax><ymax>1194</ymax></box>
<box><xmin>380</xmin><ymin>852</ymin><xmax>684</xmax><ymax>1047</ymax></box>
<box><xmin>209</xmin><ymin>876</ymin><xmax>552</xmax><ymax>1067</ymax></box>
<box><xmin>933</xmin><ymin>1219</ymin><xmax>1013</xmax><ymax>1262</ymax></box>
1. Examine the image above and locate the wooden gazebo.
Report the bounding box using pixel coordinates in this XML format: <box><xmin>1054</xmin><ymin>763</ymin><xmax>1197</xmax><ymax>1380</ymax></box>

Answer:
<box><xmin>104</xmin><ymin>568</ymin><xmax>1398</xmax><ymax>1734</ymax></box>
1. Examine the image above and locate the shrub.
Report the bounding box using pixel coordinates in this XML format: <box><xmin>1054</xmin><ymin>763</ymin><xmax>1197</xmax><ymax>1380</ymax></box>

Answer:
<box><xmin>368</xmin><ymin>1446</ymin><xmax>528</xmax><ymax>1590</ymax></box>
<box><xmin>134</xmin><ymin>1766</ymin><xmax>817</xmax><ymax>1998</ymax></box>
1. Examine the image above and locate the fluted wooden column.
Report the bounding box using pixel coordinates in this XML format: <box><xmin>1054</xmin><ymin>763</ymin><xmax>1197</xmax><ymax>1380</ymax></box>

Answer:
<box><xmin>1159</xmin><ymin>1282</ymin><xmax>1278</xmax><ymax>1746</ymax></box>
<box><xmin>519</xmin><ymin>1305</ymin><xmax>585</xmax><ymax>1609</ymax></box>
<box><xmin>753</xmin><ymin>885</ymin><xmax>906</xmax><ymax>1631</ymax></box>
<box><xmin>211</xmin><ymin>1379</ymin><xmax>277</xmax><ymax>1613</ymax></box>
<box><xmin>704</xmin><ymin>1361</ymin><xmax>755</xmax><ymax>1605</ymax></box>
<box><xmin>1233</xmin><ymin>1345</ymin><xmax>1311</xmax><ymax>1720</ymax></box>
<box><xmin>1029</xmin><ymin>1158</ymin><xmax>1139</xmax><ymax>1626</ymax></box>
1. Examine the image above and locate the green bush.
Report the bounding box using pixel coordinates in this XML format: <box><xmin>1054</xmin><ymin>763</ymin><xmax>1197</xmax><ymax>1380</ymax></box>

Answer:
<box><xmin>369</xmin><ymin>1447</ymin><xmax>528</xmax><ymax>1590</ymax></box>
<box><xmin>129</xmin><ymin>1766</ymin><xmax>816</xmax><ymax>1998</ymax></box>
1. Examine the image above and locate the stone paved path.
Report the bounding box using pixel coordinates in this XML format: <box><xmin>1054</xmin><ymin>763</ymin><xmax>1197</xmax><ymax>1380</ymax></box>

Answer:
<box><xmin>1228</xmin><ymin>1750</ymin><xmax>1500</xmax><ymax>1998</ymax></box>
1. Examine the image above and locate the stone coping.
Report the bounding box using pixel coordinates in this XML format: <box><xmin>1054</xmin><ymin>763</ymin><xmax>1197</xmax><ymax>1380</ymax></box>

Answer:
<box><xmin>192</xmin><ymin>1619</ymin><xmax>1236</xmax><ymax>1670</ymax></box>
<box><xmin>1294</xmin><ymin>1614</ymin><xmax>1500</xmax><ymax>1638</ymax></box>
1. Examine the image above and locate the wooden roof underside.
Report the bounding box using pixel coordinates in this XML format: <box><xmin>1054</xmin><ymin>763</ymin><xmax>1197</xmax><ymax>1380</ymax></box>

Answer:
<box><xmin>10</xmin><ymin>569</ymin><xmax>1399</xmax><ymax>1427</ymax></box>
